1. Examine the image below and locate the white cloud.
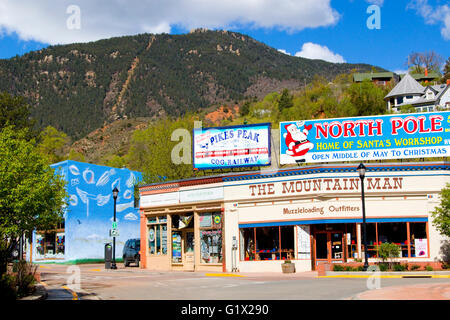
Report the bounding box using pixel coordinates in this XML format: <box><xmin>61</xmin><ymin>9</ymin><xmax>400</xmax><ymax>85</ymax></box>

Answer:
<box><xmin>0</xmin><ymin>0</ymin><xmax>340</xmax><ymax>45</ymax></box>
<box><xmin>278</xmin><ymin>49</ymin><xmax>291</xmax><ymax>56</ymax></box>
<box><xmin>393</xmin><ymin>69</ymin><xmax>409</xmax><ymax>75</ymax></box>
<box><xmin>366</xmin><ymin>0</ymin><xmax>384</xmax><ymax>6</ymax></box>
<box><xmin>294</xmin><ymin>42</ymin><xmax>346</xmax><ymax>63</ymax></box>
<box><xmin>407</xmin><ymin>0</ymin><xmax>450</xmax><ymax>40</ymax></box>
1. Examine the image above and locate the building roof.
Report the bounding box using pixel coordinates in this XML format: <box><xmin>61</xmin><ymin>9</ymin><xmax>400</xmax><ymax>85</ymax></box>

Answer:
<box><xmin>384</xmin><ymin>73</ymin><xmax>425</xmax><ymax>99</ymax></box>
<box><xmin>400</xmin><ymin>72</ymin><xmax>441</xmax><ymax>81</ymax></box>
<box><xmin>353</xmin><ymin>72</ymin><xmax>394</xmax><ymax>82</ymax></box>
<box><xmin>139</xmin><ymin>161</ymin><xmax>449</xmax><ymax>191</ymax></box>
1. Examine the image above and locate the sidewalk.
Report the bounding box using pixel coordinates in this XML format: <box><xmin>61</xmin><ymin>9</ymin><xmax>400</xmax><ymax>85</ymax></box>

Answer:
<box><xmin>352</xmin><ymin>282</ymin><xmax>450</xmax><ymax>300</ymax></box>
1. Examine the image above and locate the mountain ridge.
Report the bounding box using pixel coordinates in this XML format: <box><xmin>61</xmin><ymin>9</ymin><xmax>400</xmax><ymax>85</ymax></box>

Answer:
<box><xmin>0</xmin><ymin>29</ymin><xmax>384</xmax><ymax>139</ymax></box>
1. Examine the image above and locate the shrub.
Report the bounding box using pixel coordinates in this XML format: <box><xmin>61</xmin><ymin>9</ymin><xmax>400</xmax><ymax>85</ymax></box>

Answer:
<box><xmin>357</xmin><ymin>265</ymin><xmax>364</xmax><ymax>271</ymax></box>
<box><xmin>425</xmin><ymin>265</ymin><xmax>434</xmax><ymax>271</ymax></box>
<box><xmin>0</xmin><ymin>274</ymin><xmax>16</xmax><ymax>300</ymax></box>
<box><xmin>393</xmin><ymin>264</ymin><xmax>407</xmax><ymax>271</ymax></box>
<box><xmin>344</xmin><ymin>266</ymin><xmax>355</xmax><ymax>271</ymax></box>
<box><xmin>410</xmin><ymin>264</ymin><xmax>421</xmax><ymax>271</ymax></box>
<box><xmin>377</xmin><ymin>243</ymin><xmax>401</xmax><ymax>269</ymax></box>
<box><xmin>333</xmin><ymin>264</ymin><xmax>344</xmax><ymax>271</ymax></box>
<box><xmin>13</xmin><ymin>260</ymin><xmax>37</xmax><ymax>298</ymax></box>
<box><xmin>378</xmin><ymin>263</ymin><xmax>389</xmax><ymax>272</ymax></box>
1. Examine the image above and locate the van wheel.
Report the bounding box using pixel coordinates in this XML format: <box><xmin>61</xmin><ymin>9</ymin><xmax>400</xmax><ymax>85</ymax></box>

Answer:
<box><xmin>135</xmin><ymin>258</ymin><xmax>139</xmax><ymax>267</ymax></box>
<box><xmin>124</xmin><ymin>258</ymin><xmax>129</xmax><ymax>267</ymax></box>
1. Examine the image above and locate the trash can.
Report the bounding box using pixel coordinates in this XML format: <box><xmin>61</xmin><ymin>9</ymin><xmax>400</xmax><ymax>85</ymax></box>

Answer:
<box><xmin>105</xmin><ymin>243</ymin><xmax>112</xmax><ymax>269</ymax></box>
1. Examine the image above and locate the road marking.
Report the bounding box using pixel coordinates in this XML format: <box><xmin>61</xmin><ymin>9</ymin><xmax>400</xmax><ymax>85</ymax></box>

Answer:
<box><xmin>89</xmin><ymin>269</ymin><xmax>101</xmax><ymax>272</ymax></box>
<box><xmin>39</xmin><ymin>265</ymin><xmax>51</xmax><ymax>269</ymax></box>
<box><xmin>62</xmin><ymin>286</ymin><xmax>78</xmax><ymax>300</ymax></box>
<box><xmin>205</xmin><ymin>273</ymin><xmax>246</xmax><ymax>278</ymax></box>
<box><xmin>318</xmin><ymin>275</ymin><xmax>450</xmax><ymax>279</ymax></box>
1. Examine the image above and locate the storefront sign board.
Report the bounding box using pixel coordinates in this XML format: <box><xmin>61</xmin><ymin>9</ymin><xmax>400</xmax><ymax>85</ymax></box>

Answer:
<box><xmin>193</xmin><ymin>123</ymin><xmax>271</xmax><ymax>169</ymax></box>
<box><xmin>280</xmin><ymin>111</ymin><xmax>450</xmax><ymax>164</ymax></box>
<box><xmin>179</xmin><ymin>187</ymin><xmax>223</xmax><ymax>203</ymax></box>
<box><xmin>140</xmin><ymin>192</ymin><xmax>179</xmax><ymax>207</ymax></box>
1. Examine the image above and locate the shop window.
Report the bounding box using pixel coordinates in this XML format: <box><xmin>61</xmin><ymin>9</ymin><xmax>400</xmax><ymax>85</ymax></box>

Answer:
<box><xmin>36</xmin><ymin>231</ymin><xmax>65</xmax><ymax>259</ymax></box>
<box><xmin>35</xmin><ymin>220</ymin><xmax>65</xmax><ymax>260</ymax></box>
<box><xmin>280</xmin><ymin>226</ymin><xmax>294</xmax><ymax>260</ymax></box>
<box><xmin>199</xmin><ymin>213</ymin><xmax>222</xmax><ymax>264</ymax></box>
<box><xmin>364</xmin><ymin>223</ymin><xmax>377</xmax><ymax>258</ymax></box>
<box><xmin>256</xmin><ymin>227</ymin><xmax>279</xmax><ymax>261</ymax></box>
<box><xmin>377</xmin><ymin>222</ymin><xmax>408</xmax><ymax>257</ymax></box>
<box><xmin>147</xmin><ymin>216</ymin><xmax>167</xmax><ymax>255</ymax></box>
<box><xmin>346</xmin><ymin>224</ymin><xmax>358</xmax><ymax>259</ymax></box>
<box><xmin>172</xmin><ymin>231</ymin><xmax>182</xmax><ymax>263</ymax></box>
<box><xmin>410</xmin><ymin>222</ymin><xmax>428</xmax><ymax>257</ymax></box>
<box><xmin>240</xmin><ymin>228</ymin><xmax>255</xmax><ymax>261</ymax></box>
<box><xmin>240</xmin><ymin>226</ymin><xmax>295</xmax><ymax>261</ymax></box>
<box><xmin>172</xmin><ymin>214</ymin><xmax>193</xmax><ymax>229</ymax></box>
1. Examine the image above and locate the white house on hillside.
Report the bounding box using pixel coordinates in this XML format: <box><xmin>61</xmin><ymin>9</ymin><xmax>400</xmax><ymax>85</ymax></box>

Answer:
<box><xmin>384</xmin><ymin>73</ymin><xmax>450</xmax><ymax>112</ymax></box>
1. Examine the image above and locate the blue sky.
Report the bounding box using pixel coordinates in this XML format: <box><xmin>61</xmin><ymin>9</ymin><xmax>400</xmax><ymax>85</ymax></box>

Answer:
<box><xmin>0</xmin><ymin>0</ymin><xmax>448</xmax><ymax>73</ymax></box>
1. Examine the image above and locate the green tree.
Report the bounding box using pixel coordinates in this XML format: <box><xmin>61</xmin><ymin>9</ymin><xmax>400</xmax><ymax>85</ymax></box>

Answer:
<box><xmin>377</xmin><ymin>243</ymin><xmax>401</xmax><ymax>270</ymax></box>
<box><xmin>345</xmin><ymin>79</ymin><xmax>387</xmax><ymax>116</ymax></box>
<box><xmin>398</xmin><ymin>104</ymin><xmax>417</xmax><ymax>114</ymax></box>
<box><xmin>0</xmin><ymin>92</ymin><xmax>37</xmax><ymax>138</ymax></box>
<box><xmin>104</xmin><ymin>155</ymin><xmax>126</xmax><ymax>168</ymax></box>
<box><xmin>68</xmin><ymin>149</ymin><xmax>86</xmax><ymax>162</ymax></box>
<box><xmin>443</xmin><ymin>57</ymin><xmax>450</xmax><ymax>83</ymax></box>
<box><xmin>240</xmin><ymin>101</ymin><xmax>251</xmax><ymax>116</ymax></box>
<box><xmin>37</xmin><ymin>126</ymin><xmax>69</xmax><ymax>164</ymax></box>
<box><xmin>278</xmin><ymin>88</ymin><xmax>293</xmax><ymax>112</ymax></box>
<box><xmin>126</xmin><ymin>116</ymin><xmax>202</xmax><ymax>183</ymax></box>
<box><xmin>432</xmin><ymin>183</ymin><xmax>450</xmax><ymax>237</ymax></box>
<box><xmin>0</xmin><ymin>126</ymin><xmax>67</xmax><ymax>265</ymax></box>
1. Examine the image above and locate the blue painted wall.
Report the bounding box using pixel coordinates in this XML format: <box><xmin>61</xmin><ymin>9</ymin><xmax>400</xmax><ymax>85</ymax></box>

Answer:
<box><xmin>32</xmin><ymin>160</ymin><xmax>142</xmax><ymax>262</ymax></box>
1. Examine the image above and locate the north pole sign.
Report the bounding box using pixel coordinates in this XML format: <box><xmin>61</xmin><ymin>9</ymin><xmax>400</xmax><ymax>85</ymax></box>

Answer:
<box><xmin>280</xmin><ymin>111</ymin><xmax>450</xmax><ymax>164</ymax></box>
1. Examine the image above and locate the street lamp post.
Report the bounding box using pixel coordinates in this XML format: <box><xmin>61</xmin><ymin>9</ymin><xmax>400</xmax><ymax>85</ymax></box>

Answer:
<box><xmin>111</xmin><ymin>187</ymin><xmax>119</xmax><ymax>270</ymax></box>
<box><xmin>357</xmin><ymin>163</ymin><xmax>369</xmax><ymax>271</ymax></box>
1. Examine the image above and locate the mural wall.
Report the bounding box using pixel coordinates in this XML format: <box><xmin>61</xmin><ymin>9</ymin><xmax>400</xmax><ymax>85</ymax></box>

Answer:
<box><xmin>32</xmin><ymin>160</ymin><xmax>142</xmax><ymax>262</ymax></box>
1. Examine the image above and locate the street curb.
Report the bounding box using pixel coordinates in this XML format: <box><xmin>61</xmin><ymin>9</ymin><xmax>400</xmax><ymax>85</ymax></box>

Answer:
<box><xmin>320</xmin><ymin>271</ymin><xmax>450</xmax><ymax>278</ymax></box>
<box><xmin>205</xmin><ymin>273</ymin><xmax>246</xmax><ymax>278</ymax></box>
<box><xmin>19</xmin><ymin>283</ymin><xmax>48</xmax><ymax>300</ymax></box>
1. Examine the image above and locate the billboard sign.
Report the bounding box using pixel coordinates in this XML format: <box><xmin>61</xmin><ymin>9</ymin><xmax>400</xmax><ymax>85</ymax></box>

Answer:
<box><xmin>280</xmin><ymin>111</ymin><xmax>450</xmax><ymax>164</ymax></box>
<box><xmin>193</xmin><ymin>123</ymin><xmax>271</xmax><ymax>170</ymax></box>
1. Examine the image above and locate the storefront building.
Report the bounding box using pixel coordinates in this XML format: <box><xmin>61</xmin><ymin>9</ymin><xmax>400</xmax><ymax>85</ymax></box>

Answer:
<box><xmin>28</xmin><ymin>160</ymin><xmax>142</xmax><ymax>263</ymax></box>
<box><xmin>139</xmin><ymin>162</ymin><xmax>449</xmax><ymax>272</ymax></box>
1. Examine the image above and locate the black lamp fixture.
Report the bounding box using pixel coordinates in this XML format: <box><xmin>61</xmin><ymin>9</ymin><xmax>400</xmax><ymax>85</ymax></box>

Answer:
<box><xmin>111</xmin><ymin>186</ymin><xmax>119</xmax><ymax>269</ymax></box>
<box><xmin>357</xmin><ymin>163</ymin><xmax>369</xmax><ymax>271</ymax></box>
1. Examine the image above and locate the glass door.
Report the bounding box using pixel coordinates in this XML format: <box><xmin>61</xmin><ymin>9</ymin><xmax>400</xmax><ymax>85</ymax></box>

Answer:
<box><xmin>183</xmin><ymin>230</ymin><xmax>195</xmax><ymax>271</ymax></box>
<box><xmin>315</xmin><ymin>232</ymin><xmax>343</xmax><ymax>263</ymax></box>
<box><xmin>315</xmin><ymin>233</ymin><xmax>328</xmax><ymax>260</ymax></box>
<box><xmin>330</xmin><ymin>232</ymin><xmax>343</xmax><ymax>261</ymax></box>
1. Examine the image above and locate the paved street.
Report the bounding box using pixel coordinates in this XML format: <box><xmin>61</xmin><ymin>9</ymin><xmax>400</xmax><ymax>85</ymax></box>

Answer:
<box><xmin>37</xmin><ymin>263</ymin><xmax>450</xmax><ymax>300</ymax></box>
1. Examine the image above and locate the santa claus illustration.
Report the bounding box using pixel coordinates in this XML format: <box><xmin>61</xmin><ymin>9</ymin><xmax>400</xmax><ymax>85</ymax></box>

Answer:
<box><xmin>283</xmin><ymin>121</ymin><xmax>314</xmax><ymax>163</ymax></box>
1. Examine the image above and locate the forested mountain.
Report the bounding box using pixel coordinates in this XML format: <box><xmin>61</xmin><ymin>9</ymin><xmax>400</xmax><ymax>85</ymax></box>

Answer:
<box><xmin>0</xmin><ymin>29</ymin><xmax>382</xmax><ymax>139</ymax></box>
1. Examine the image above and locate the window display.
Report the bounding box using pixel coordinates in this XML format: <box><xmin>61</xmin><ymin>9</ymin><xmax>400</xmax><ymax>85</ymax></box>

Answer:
<box><xmin>172</xmin><ymin>231</ymin><xmax>182</xmax><ymax>263</ymax></box>
<box><xmin>148</xmin><ymin>216</ymin><xmax>167</xmax><ymax>255</ymax></box>
<box><xmin>240</xmin><ymin>226</ymin><xmax>295</xmax><ymax>261</ymax></box>
<box><xmin>35</xmin><ymin>231</ymin><xmax>65</xmax><ymax>259</ymax></box>
<box><xmin>199</xmin><ymin>212</ymin><xmax>222</xmax><ymax>264</ymax></box>
<box><xmin>362</xmin><ymin>222</ymin><xmax>428</xmax><ymax>258</ymax></box>
<box><xmin>410</xmin><ymin>222</ymin><xmax>427</xmax><ymax>257</ymax></box>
